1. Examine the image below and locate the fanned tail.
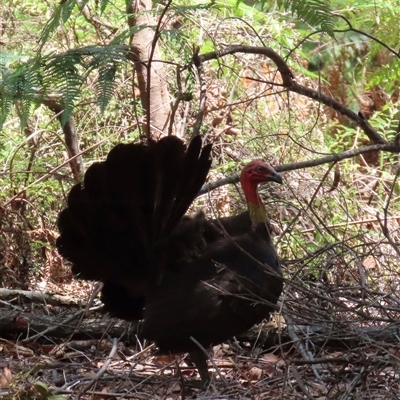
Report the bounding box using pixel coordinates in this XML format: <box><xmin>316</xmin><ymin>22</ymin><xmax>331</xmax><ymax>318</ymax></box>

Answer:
<box><xmin>56</xmin><ymin>136</ymin><xmax>212</xmax><ymax>287</ymax></box>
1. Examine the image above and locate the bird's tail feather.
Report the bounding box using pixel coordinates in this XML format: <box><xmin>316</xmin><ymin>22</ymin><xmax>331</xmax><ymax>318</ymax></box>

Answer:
<box><xmin>56</xmin><ymin>136</ymin><xmax>211</xmax><ymax>284</ymax></box>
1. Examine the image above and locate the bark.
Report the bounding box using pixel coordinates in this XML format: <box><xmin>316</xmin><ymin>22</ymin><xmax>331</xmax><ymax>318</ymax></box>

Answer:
<box><xmin>43</xmin><ymin>97</ymin><xmax>84</xmax><ymax>182</ymax></box>
<box><xmin>126</xmin><ymin>0</ymin><xmax>171</xmax><ymax>140</ymax></box>
<box><xmin>0</xmin><ymin>307</ymin><xmax>398</xmax><ymax>351</ymax></box>
<box><xmin>0</xmin><ymin>288</ymin><xmax>85</xmax><ymax>307</ymax></box>
<box><xmin>0</xmin><ymin>308</ymin><xmax>137</xmax><ymax>342</ymax></box>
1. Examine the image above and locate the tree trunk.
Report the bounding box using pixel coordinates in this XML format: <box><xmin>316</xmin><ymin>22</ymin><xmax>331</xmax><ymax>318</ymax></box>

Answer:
<box><xmin>127</xmin><ymin>0</ymin><xmax>171</xmax><ymax>140</ymax></box>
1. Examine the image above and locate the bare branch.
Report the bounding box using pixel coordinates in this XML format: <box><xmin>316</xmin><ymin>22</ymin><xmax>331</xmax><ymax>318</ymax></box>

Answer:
<box><xmin>75</xmin><ymin>0</ymin><xmax>117</xmax><ymax>40</ymax></box>
<box><xmin>42</xmin><ymin>97</ymin><xmax>84</xmax><ymax>181</ymax></box>
<box><xmin>0</xmin><ymin>288</ymin><xmax>84</xmax><ymax>307</ymax></box>
<box><xmin>198</xmin><ymin>141</ymin><xmax>400</xmax><ymax>196</ymax></box>
<box><xmin>78</xmin><ymin>337</ymin><xmax>119</xmax><ymax>395</ymax></box>
<box><xmin>197</xmin><ymin>45</ymin><xmax>386</xmax><ymax>145</ymax></box>
<box><xmin>191</xmin><ymin>47</ymin><xmax>207</xmax><ymax>138</ymax></box>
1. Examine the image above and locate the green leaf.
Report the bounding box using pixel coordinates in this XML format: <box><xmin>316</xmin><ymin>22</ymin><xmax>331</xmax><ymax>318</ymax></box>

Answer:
<box><xmin>34</xmin><ymin>381</ymin><xmax>51</xmax><ymax>396</ymax></box>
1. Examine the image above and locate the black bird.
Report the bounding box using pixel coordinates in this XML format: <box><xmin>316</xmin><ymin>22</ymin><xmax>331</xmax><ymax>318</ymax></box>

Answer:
<box><xmin>56</xmin><ymin>135</ymin><xmax>283</xmax><ymax>384</ymax></box>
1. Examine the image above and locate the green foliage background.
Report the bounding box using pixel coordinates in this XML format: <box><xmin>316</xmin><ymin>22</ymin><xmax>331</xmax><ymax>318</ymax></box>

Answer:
<box><xmin>1</xmin><ymin>1</ymin><xmax>400</xmax><ymax>397</ymax></box>
<box><xmin>0</xmin><ymin>0</ymin><xmax>399</xmax><ymax>300</ymax></box>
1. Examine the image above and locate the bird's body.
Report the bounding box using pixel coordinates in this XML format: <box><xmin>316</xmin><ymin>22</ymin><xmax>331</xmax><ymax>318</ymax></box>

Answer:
<box><xmin>56</xmin><ymin>136</ymin><xmax>283</xmax><ymax>384</ymax></box>
<box><xmin>143</xmin><ymin>222</ymin><xmax>281</xmax><ymax>353</ymax></box>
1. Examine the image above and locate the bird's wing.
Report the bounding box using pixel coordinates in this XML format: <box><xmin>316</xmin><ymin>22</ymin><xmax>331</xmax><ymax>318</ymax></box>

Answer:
<box><xmin>141</xmin><ymin>236</ymin><xmax>282</xmax><ymax>352</ymax></box>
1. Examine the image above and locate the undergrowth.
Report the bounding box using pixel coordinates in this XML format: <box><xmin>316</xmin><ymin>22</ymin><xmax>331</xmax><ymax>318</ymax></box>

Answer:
<box><xmin>1</xmin><ymin>0</ymin><xmax>400</xmax><ymax>398</ymax></box>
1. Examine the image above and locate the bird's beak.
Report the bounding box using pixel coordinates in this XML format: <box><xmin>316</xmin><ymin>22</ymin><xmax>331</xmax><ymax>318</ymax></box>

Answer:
<box><xmin>269</xmin><ymin>169</ymin><xmax>283</xmax><ymax>184</ymax></box>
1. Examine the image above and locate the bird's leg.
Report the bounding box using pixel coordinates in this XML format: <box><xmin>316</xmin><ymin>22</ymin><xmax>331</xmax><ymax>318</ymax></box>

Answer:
<box><xmin>189</xmin><ymin>349</ymin><xmax>210</xmax><ymax>387</ymax></box>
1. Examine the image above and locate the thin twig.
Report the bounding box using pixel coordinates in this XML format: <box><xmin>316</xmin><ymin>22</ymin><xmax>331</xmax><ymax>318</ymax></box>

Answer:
<box><xmin>191</xmin><ymin>47</ymin><xmax>207</xmax><ymax>138</ymax></box>
<box><xmin>284</xmin><ymin>311</ymin><xmax>325</xmax><ymax>384</ymax></box>
<box><xmin>4</xmin><ymin>130</ymin><xmax>125</xmax><ymax>207</ymax></box>
<box><xmin>77</xmin><ymin>337</ymin><xmax>119</xmax><ymax>397</ymax></box>
<box><xmin>290</xmin><ymin>364</ymin><xmax>315</xmax><ymax>400</ymax></box>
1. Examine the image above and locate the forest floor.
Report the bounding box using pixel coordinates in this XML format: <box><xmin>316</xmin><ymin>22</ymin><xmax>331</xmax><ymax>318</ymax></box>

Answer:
<box><xmin>1</xmin><ymin>268</ymin><xmax>400</xmax><ymax>400</ymax></box>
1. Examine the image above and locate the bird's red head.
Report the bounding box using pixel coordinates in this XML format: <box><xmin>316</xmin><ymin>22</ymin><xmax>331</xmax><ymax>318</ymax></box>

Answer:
<box><xmin>240</xmin><ymin>160</ymin><xmax>282</xmax><ymax>186</ymax></box>
<box><xmin>239</xmin><ymin>160</ymin><xmax>282</xmax><ymax>208</ymax></box>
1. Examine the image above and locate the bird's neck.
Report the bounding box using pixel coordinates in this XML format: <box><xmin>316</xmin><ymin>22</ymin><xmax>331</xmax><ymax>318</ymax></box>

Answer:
<box><xmin>242</xmin><ymin>181</ymin><xmax>267</xmax><ymax>224</ymax></box>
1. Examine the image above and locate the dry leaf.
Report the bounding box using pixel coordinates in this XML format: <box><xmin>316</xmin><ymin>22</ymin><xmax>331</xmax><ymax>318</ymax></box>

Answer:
<box><xmin>388</xmin><ymin>347</ymin><xmax>400</xmax><ymax>357</ymax></box>
<box><xmin>0</xmin><ymin>367</ymin><xmax>12</xmax><ymax>388</ymax></box>
<box><xmin>362</xmin><ymin>256</ymin><xmax>376</xmax><ymax>270</ymax></box>
<box><xmin>328</xmin><ymin>351</ymin><xmax>344</xmax><ymax>358</ymax></box>
<box><xmin>211</xmin><ymin>116</ymin><xmax>224</xmax><ymax>127</ymax></box>
<box><xmin>153</xmin><ymin>354</ymin><xmax>175</xmax><ymax>364</ymax></box>
<box><xmin>167</xmin><ymin>382</ymin><xmax>182</xmax><ymax>394</ymax></box>
<box><xmin>261</xmin><ymin>353</ymin><xmax>280</xmax><ymax>376</ymax></box>
<box><xmin>248</xmin><ymin>367</ymin><xmax>263</xmax><ymax>381</ymax></box>
<box><xmin>309</xmin><ymin>382</ymin><xmax>328</xmax><ymax>395</ymax></box>
<box><xmin>241</xmin><ymin>77</ymin><xmax>252</xmax><ymax>87</ymax></box>
<box><xmin>82</xmin><ymin>370</ymin><xmax>98</xmax><ymax>379</ymax></box>
<box><xmin>6</xmin><ymin>343</ymin><xmax>34</xmax><ymax>357</ymax></box>
<box><xmin>49</xmin><ymin>343</ymin><xmax>66</xmax><ymax>357</ymax></box>
<box><xmin>225</xmin><ymin>127</ymin><xmax>240</xmax><ymax>136</ymax></box>
<box><xmin>14</xmin><ymin>315</ymin><xmax>29</xmax><ymax>328</ymax></box>
<box><xmin>262</xmin><ymin>353</ymin><xmax>279</xmax><ymax>363</ymax></box>
<box><xmin>213</xmin><ymin>343</ymin><xmax>229</xmax><ymax>358</ymax></box>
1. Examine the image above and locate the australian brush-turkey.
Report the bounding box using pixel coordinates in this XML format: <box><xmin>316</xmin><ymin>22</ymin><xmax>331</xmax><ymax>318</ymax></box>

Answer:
<box><xmin>56</xmin><ymin>135</ymin><xmax>283</xmax><ymax>385</ymax></box>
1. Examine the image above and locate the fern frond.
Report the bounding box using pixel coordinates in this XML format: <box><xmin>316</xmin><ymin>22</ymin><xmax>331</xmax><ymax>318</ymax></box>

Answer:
<box><xmin>0</xmin><ymin>87</ymin><xmax>13</xmax><ymax>131</ymax></box>
<box><xmin>17</xmin><ymin>98</ymin><xmax>33</xmax><ymax>129</ymax></box>
<box><xmin>95</xmin><ymin>62</ymin><xmax>117</xmax><ymax>112</ymax></box>
<box><xmin>99</xmin><ymin>0</ymin><xmax>112</xmax><ymax>14</ymax></box>
<box><xmin>44</xmin><ymin>52</ymin><xmax>85</xmax><ymax>124</ymax></box>
<box><xmin>77</xmin><ymin>44</ymin><xmax>131</xmax><ymax>61</ymax></box>
<box><xmin>0</xmin><ymin>59</ymin><xmax>42</xmax><ymax>129</ymax></box>
<box><xmin>85</xmin><ymin>46</ymin><xmax>128</xmax><ymax>112</ymax></box>
<box><xmin>277</xmin><ymin>0</ymin><xmax>334</xmax><ymax>35</ymax></box>
<box><xmin>0</xmin><ymin>45</ymin><xmax>132</xmax><ymax>130</ymax></box>
<box><xmin>16</xmin><ymin>64</ymin><xmax>41</xmax><ymax>127</ymax></box>
<box><xmin>39</xmin><ymin>0</ymin><xmax>76</xmax><ymax>51</ymax></box>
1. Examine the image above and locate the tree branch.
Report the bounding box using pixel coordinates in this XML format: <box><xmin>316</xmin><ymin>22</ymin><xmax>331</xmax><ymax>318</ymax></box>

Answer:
<box><xmin>42</xmin><ymin>97</ymin><xmax>84</xmax><ymax>182</ymax></box>
<box><xmin>191</xmin><ymin>47</ymin><xmax>207</xmax><ymax>138</ymax></box>
<box><xmin>198</xmin><ymin>45</ymin><xmax>386</xmax><ymax>145</ymax></box>
<box><xmin>0</xmin><ymin>288</ymin><xmax>85</xmax><ymax>307</ymax></box>
<box><xmin>75</xmin><ymin>0</ymin><xmax>117</xmax><ymax>40</ymax></box>
<box><xmin>198</xmin><ymin>141</ymin><xmax>400</xmax><ymax>196</ymax></box>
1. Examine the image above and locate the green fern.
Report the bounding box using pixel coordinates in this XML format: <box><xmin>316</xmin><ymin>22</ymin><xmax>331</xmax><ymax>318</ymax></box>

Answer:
<box><xmin>277</xmin><ymin>0</ymin><xmax>334</xmax><ymax>35</ymax></box>
<box><xmin>95</xmin><ymin>62</ymin><xmax>117</xmax><ymax>113</ymax></box>
<box><xmin>99</xmin><ymin>0</ymin><xmax>112</xmax><ymax>14</ymax></box>
<box><xmin>15</xmin><ymin>64</ymin><xmax>41</xmax><ymax>128</ymax></box>
<box><xmin>39</xmin><ymin>0</ymin><xmax>77</xmax><ymax>52</ymax></box>
<box><xmin>0</xmin><ymin>58</ymin><xmax>42</xmax><ymax>130</ymax></box>
<box><xmin>239</xmin><ymin>0</ymin><xmax>334</xmax><ymax>35</ymax></box>
<box><xmin>87</xmin><ymin>45</ymin><xmax>130</xmax><ymax>112</ymax></box>
<box><xmin>0</xmin><ymin>45</ymin><xmax>131</xmax><ymax>130</ymax></box>
<box><xmin>0</xmin><ymin>91</ymin><xmax>14</xmax><ymax>130</ymax></box>
<box><xmin>44</xmin><ymin>52</ymin><xmax>85</xmax><ymax>125</ymax></box>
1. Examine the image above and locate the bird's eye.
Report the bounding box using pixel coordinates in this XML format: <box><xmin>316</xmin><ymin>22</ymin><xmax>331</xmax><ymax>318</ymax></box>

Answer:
<box><xmin>257</xmin><ymin>166</ymin><xmax>265</xmax><ymax>173</ymax></box>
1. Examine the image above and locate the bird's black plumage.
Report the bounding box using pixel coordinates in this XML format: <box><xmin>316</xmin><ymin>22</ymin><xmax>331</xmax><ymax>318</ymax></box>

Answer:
<box><xmin>56</xmin><ymin>136</ymin><xmax>283</xmax><ymax>384</ymax></box>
